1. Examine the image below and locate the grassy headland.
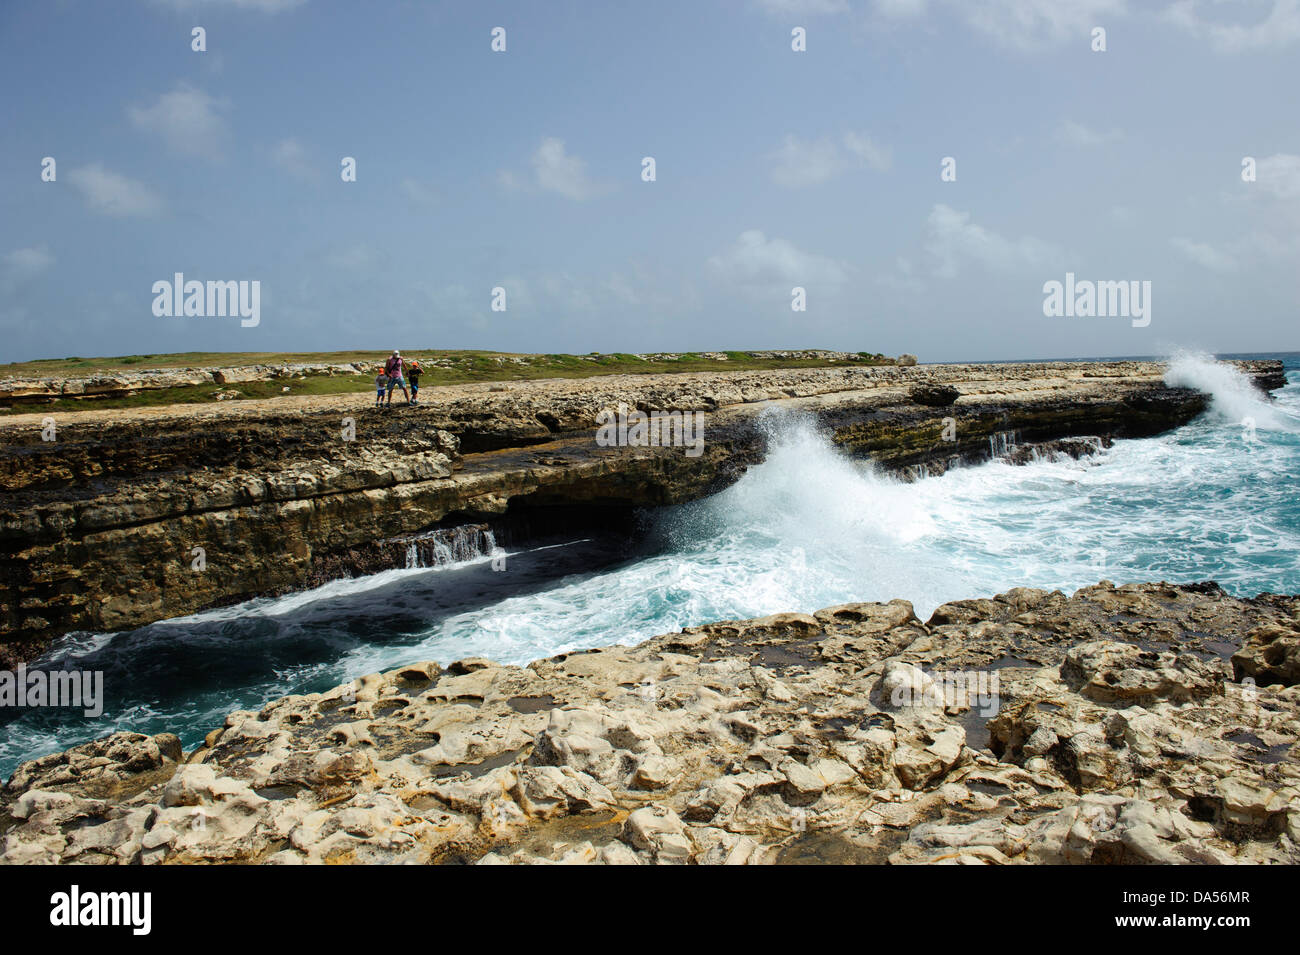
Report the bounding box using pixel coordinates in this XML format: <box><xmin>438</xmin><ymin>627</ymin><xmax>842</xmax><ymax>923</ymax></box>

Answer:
<box><xmin>0</xmin><ymin>349</ymin><xmax>899</xmax><ymax>415</ymax></box>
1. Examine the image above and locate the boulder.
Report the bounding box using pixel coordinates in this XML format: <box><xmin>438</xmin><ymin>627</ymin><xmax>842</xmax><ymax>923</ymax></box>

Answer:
<box><xmin>1232</xmin><ymin>623</ymin><xmax>1300</xmax><ymax>686</ymax></box>
<box><xmin>909</xmin><ymin>384</ymin><xmax>961</xmax><ymax>407</ymax></box>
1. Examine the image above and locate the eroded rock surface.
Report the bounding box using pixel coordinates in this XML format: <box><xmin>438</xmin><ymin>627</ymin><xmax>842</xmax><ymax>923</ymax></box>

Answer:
<box><xmin>3</xmin><ymin>581</ymin><xmax>1296</xmax><ymax>865</ymax></box>
<box><xmin>0</xmin><ymin>360</ymin><xmax>1283</xmax><ymax>662</ymax></box>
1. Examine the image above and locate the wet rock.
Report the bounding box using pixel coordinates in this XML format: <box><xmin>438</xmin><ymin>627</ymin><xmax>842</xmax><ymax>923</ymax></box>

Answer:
<box><xmin>4</xmin><ymin>731</ymin><xmax>182</xmax><ymax>802</ymax></box>
<box><xmin>3</xmin><ymin>582</ymin><xmax>1298</xmax><ymax>865</ymax></box>
<box><xmin>2</xmin><ymin>360</ymin><xmax>1283</xmax><ymax>662</ymax></box>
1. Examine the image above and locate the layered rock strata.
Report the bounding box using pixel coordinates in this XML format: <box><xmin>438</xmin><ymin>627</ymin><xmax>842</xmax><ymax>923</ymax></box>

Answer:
<box><xmin>0</xmin><ymin>360</ymin><xmax>1283</xmax><ymax>663</ymax></box>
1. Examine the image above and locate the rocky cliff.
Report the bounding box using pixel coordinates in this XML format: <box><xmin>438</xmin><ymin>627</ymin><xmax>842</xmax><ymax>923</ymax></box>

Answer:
<box><xmin>2</xmin><ymin>582</ymin><xmax>1296</xmax><ymax>864</ymax></box>
<box><xmin>0</xmin><ymin>359</ymin><xmax>1284</xmax><ymax>664</ymax></box>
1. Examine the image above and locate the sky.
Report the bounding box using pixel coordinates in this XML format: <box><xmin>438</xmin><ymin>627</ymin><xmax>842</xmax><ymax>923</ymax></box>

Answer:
<box><xmin>1</xmin><ymin>0</ymin><xmax>1298</xmax><ymax>364</ymax></box>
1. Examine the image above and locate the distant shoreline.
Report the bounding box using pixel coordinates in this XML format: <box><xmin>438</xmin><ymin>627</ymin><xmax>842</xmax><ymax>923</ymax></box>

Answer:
<box><xmin>922</xmin><ymin>350</ymin><xmax>1300</xmax><ymax>366</ymax></box>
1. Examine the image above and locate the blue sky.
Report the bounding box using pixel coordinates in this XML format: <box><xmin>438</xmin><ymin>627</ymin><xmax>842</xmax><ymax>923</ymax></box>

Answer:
<box><xmin>2</xmin><ymin>0</ymin><xmax>1298</xmax><ymax>363</ymax></box>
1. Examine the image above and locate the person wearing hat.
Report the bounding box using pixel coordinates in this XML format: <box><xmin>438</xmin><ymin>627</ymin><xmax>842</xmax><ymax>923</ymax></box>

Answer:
<box><xmin>406</xmin><ymin>358</ymin><xmax>423</xmax><ymax>406</ymax></box>
<box><xmin>384</xmin><ymin>350</ymin><xmax>410</xmax><ymax>406</ymax></box>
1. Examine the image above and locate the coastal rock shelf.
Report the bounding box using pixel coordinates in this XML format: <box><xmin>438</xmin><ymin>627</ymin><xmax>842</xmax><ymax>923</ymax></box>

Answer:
<box><xmin>0</xmin><ymin>359</ymin><xmax>1284</xmax><ymax>663</ymax></box>
<box><xmin>2</xmin><ymin>582</ymin><xmax>1296</xmax><ymax>865</ymax></box>
<box><xmin>0</xmin><ymin>361</ymin><xmax>372</xmax><ymax>404</ymax></box>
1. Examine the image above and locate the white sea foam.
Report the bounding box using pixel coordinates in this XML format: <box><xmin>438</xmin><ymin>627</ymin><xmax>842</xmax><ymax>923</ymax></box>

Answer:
<box><xmin>6</xmin><ymin>361</ymin><xmax>1299</xmax><ymax>775</ymax></box>
<box><xmin>158</xmin><ymin>552</ymin><xmax>502</xmax><ymax>627</ymax></box>
<box><xmin>126</xmin><ymin>378</ymin><xmax>1300</xmax><ymax>674</ymax></box>
<box><xmin>1164</xmin><ymin>351</ymin><xmax>1289</xmax><ymax>431</ymax></box>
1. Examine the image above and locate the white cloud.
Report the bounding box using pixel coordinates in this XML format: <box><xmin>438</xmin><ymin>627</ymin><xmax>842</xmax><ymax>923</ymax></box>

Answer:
<box><xmin>593</xmin><ymin>266</ymin><xmax>699</xmax><ymax>312</ymax></box>
<box><xmin>531</xmin><ymin>137</ymin><xmax>607</xmax><ymax>200</ymax></box>
<box><xmin>866</xmin><ymin>0</ymin><xmax>1300</xmax><ymax>53</ymax></box>
<box><xmin>770</xmin><ymin>131</ymin><xmax>891</xmax><ymax>186</ymax></box>
<box><xmin>128</xmin><ymin>84</ymin><xmax>230</xmax><ymax>159</ymax></box>
<box><xmin>1171</xmin><ymin>236</ymin><xmax>1239</xmax><ymax>272</ymax></box>
<box><xmin>771</xmin><ymin>136</ymin><xmax>848</xmax><ymax>186</ymax></box>
<box><xmin>67</xmin><ymin>164</ymin><xmax>164</xmax><ymax>217</ymax></box>
<box><xmin>603</xmin><ymin>272</ymin><xmax>644</xmax><ymax>306</ymax></box>
<box><xmin>875</xmin><ymin>255</ymin><xmax>925</xmax><ymax>292</ymax></box>
<box><xmin>541</xmin><ymin>273</ymin><xmax>596</xmax><ymax>311</ymax></box>
<box><xmin>1253</xmin><ymin>153</ymin><xmax>1300</xmax><ymax>200</ymax></box>
<box><xmin>463</xmin><ymin>266</ymin><xmax>692</xmax><ymax>317</ymax></box>
<box><xmin>401</xmin><ymin>178</ymin><xmax>438</xmax><ymax>206</ymax></box>
<box><xmin>270</xmin><ymin>138</ymin><xmax>319</xmax><ymax>181</ymax></box>
<box><xmin>1164</xmin><ymin>0</ymin><xmax>1300</xmax><ymax>52</ymax></box>
<box><xmin>709</xmin><ymin>230</ymin><xmax>852</xmax><ymax>290</ymax></box>
<box><xmin>150</xmin><ymin>0</ymin><xmax>307</xmax><ymax>12</ymax></box>
<box><xmin>924</xmin><ymin>204</ymin><xmax>1060</xmax><ymax>277</ymax></box>
<box><xmin>1057</xmin><ymin>119</ymin><xmax>1123</xmax><ymax>146</ymax></box>
<box><xmin>3</xmin><ymin>246</ymin><xmax>54</xmax><ymax>276</ymax></box>
<box><xmin>1</xmin><ymin>246</ymin><xmax>54</xmax><ymax>294</ymax></box>
<box><xmin>1166</xmin><ymin>227</ymin><xmax>1300</xmax><ymax>275</ymax></box>
<box><xmin>874</xmin><ymin>0</ymin><xmax>930</xmax><ymax>16</ymax></box>
<box><xmin>763</xmin><ymin>0</ymin><xmax>1133</xmax><ymax>51</ymax></box>
<box><xmin>778</xmin><ymin>0</ymin><xmax>1300</xmax><ymax>54</ymax></box>
<box><xmin>324</xmin><ymin>244</ymin><xmax>376</xmax><ymax>270</ymax></box>
<box><xmin>842</xmin><ymin>131</ymin><xmax>892</xmax><ymax>171</ymax></box>
<box><xmin>864</xmin><ymin>0</ymin><xmax>1127</xmax><ymax>51</ymax></box>
<box><xmin>956</xmin><ymin>0</ymin><xmax>1127</xmax><ymax>51</ymax></box>
<box><xmin>754</xmin><ymin>0</ymin><xmax>851</xmax><ymax>14</ymax></box>
<box><xmin>1240</xmin><ymin>229</ymin><xmax>1300</xmax><ymax>265</ymax></box>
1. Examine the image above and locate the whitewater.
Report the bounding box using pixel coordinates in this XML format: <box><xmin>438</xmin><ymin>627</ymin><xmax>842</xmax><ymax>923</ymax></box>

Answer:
<box><xmin>2</xmin><ymin>354</ymin><xmax>1297</xmax><ymax>775</ymax></box>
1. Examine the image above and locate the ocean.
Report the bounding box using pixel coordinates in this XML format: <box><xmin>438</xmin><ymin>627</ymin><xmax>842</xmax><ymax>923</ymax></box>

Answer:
<box><xmin>2</xmin><ymin>352</ymin><xmax>1297</xmax><ymax>776</ymax></box>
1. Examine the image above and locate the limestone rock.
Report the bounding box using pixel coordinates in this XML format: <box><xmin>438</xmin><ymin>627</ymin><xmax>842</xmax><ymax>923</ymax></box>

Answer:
<box><xmin>1061</xmin><ymin>640</ymin><xmax>1223</xmax><ymax>704</ymax></box>
<box><xmin>1232</xmin><ymin>623</ymin><xmax>1300</xmax><ymax>687</ymax></box>
<box><xmin>909</xmin><ymin>384</ymin><xmax>961</xmax><ymax>407</ymax></box>
<box><xmin>3</xmin><ymin>582</ymin><xmax>1297</xmax><ymax>865</ymax></box>
<box><xmin>2</xmin><ymin>360</ymin><xmax>1282</xmax><ymax>663</ymax></box>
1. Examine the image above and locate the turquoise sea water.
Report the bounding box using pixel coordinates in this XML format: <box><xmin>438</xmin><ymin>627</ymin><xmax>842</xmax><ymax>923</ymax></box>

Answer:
<box><xmin>2</xmin><ymin>353</ymin><xmax>1298</xmax><ymax>775</ymax></box>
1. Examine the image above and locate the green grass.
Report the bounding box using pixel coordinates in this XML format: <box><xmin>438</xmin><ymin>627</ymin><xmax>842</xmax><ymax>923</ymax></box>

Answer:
<box><xmin>0</xmin><ymin>349</ymin><xmax>897</xmax><ymax>415</ymax></box>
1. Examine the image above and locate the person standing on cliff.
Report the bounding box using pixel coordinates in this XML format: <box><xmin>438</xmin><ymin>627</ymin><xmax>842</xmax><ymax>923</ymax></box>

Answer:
<box><xmin>384</xmin><ymin>350</ymin><xmax>410</xmax><ymax>406</ymax></box>
<box><xmin>406</xmin><ymin>358</ymin><xmax>422</xmax><ymax>406</ymax></box>
<box><xmin>374</xmin><ymin>366</ymin><xmax>388</xmax><ymax>407</ymax></box>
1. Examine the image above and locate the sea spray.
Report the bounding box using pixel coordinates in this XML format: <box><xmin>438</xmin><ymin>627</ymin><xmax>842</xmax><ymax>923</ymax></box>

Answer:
<box><xmin>1165</xmin><ymin>351</ymin><xmax>1290</xmax><ymax>432</ymax></box>
<box><xmin>5</xmin><ymin>366</ymin><xmax>1300</xmax><ymax>776</ymax></box>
